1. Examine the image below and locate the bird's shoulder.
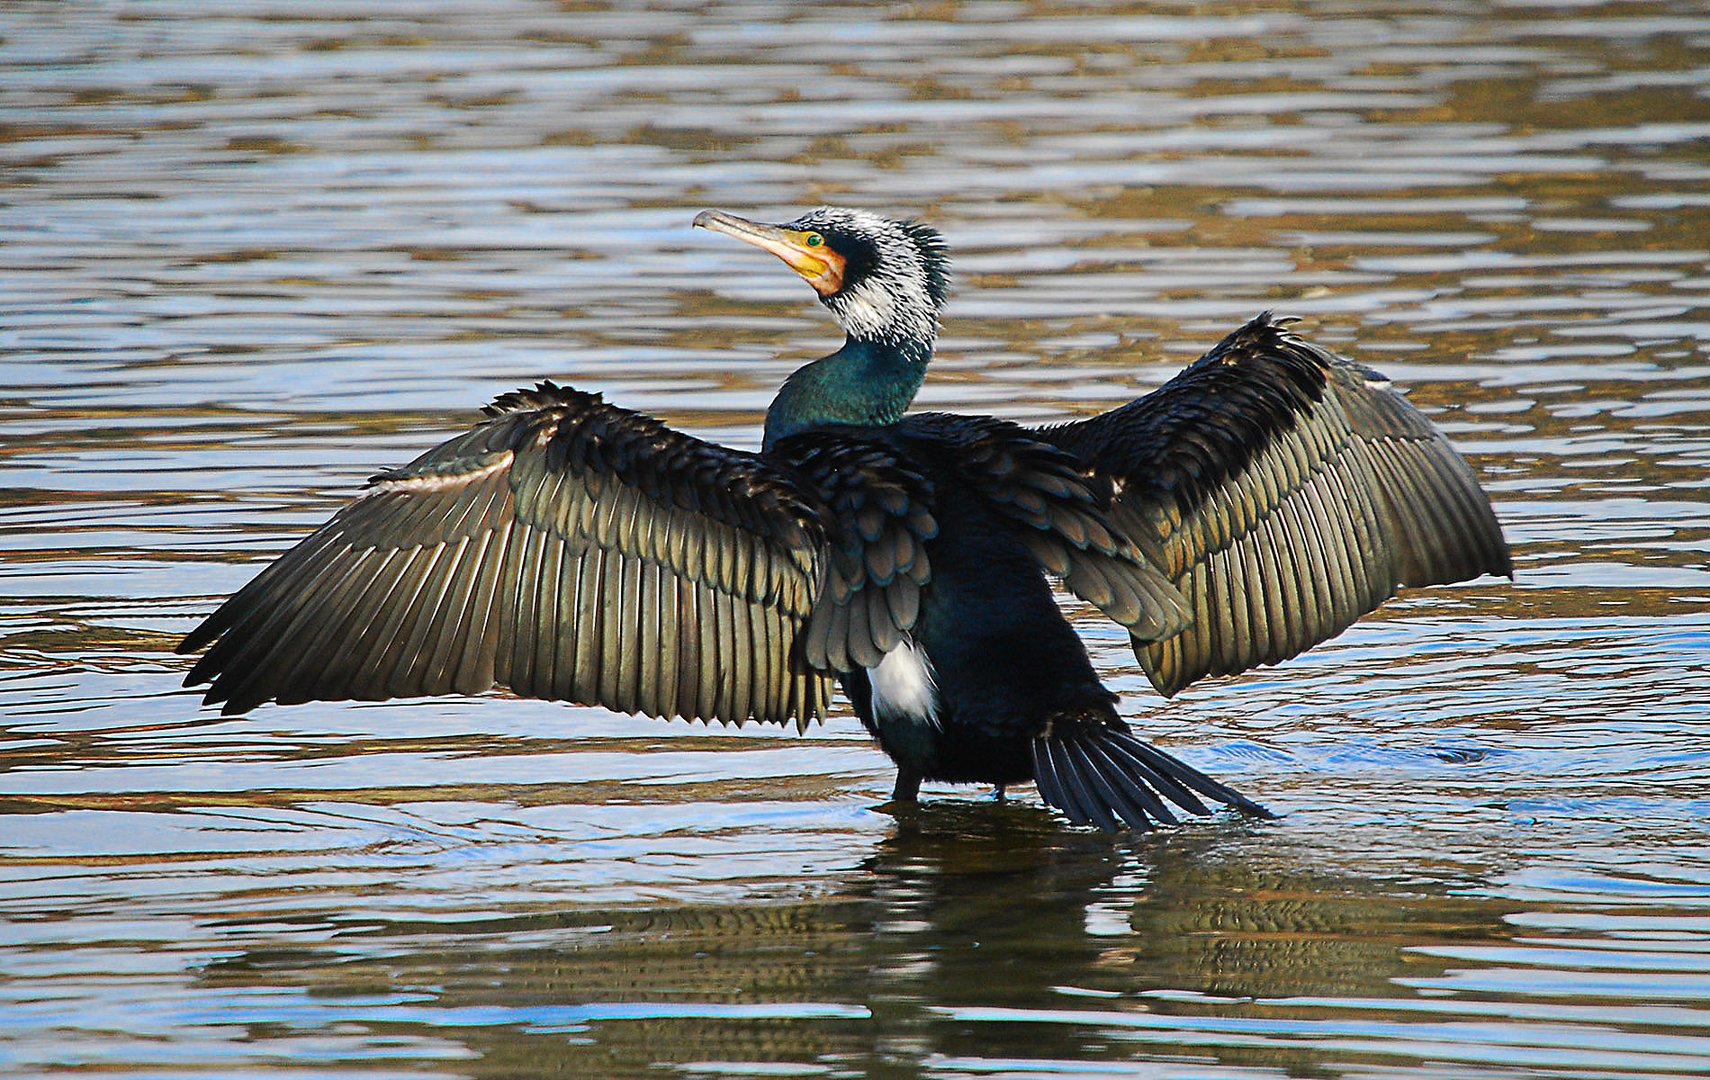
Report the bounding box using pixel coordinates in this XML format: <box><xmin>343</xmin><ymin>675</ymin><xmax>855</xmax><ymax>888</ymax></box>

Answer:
<box><xmin>768</xmin><ymin>413</ymin><xmax>1125</xmax><ymax>536</ymax></box>
<box><xmin>900</xmin><ymin>412</ymin><xmax>1126</xmax><ymax>539</ymax></box>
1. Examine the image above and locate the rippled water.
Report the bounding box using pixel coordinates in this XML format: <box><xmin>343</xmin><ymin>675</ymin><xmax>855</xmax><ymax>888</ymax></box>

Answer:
<box><xmin>4</xmin><ymin>1</ymin><xmax>1709</xmax><ymax>1077</ymax></box>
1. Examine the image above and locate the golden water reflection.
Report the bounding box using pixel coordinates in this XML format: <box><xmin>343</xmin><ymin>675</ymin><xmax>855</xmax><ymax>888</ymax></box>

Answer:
<box><xmin>3</xmin><ymin>0</ymin><xmax>1709</xmax><ymax>1076</ymax></box>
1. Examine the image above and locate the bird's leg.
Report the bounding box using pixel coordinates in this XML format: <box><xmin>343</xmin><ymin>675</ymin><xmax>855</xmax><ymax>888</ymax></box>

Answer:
<box><xmin>993</xmin><ymin>784</ymin><xmax>1006</xmax><ymax>802</ymax></box>
<box><xmin>892</xmin><ymin>767</ymin><xmax>922</xmax><ymax>804</ymax></box>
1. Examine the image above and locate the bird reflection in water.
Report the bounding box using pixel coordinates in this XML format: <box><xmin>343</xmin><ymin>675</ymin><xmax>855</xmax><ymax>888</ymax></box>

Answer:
<box><xmin>192</xmin><ymin>805</ymin><xmax>1511</xmax><ymax>1077</ymax></box>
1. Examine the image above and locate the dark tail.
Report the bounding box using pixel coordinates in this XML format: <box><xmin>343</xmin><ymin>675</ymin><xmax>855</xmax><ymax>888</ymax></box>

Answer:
<box><xmin>1032</xmin><ymin>724</ymin><xmax>1273</xmax><ymax>831</ymax></box>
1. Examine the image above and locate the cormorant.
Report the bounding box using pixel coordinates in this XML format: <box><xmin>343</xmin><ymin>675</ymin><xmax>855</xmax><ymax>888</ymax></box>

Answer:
<box><xmin>178</xmin><ymin>207</ymin><xmax>1510</xmax><ymax>830</ymax></box>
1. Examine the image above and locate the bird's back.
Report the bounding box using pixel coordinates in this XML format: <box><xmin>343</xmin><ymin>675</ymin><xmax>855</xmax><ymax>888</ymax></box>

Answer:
<box><xmin>780</xmin><ymin>414</ymin><xmax>1138</xmax><ymax>786</ymax></box>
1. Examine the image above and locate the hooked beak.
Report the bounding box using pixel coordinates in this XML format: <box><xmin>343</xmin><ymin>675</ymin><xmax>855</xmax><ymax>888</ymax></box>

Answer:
<box><xmin>693</xmin><ymin>209</ymin><xmax>846</xmax><ymax>296</ymax></box>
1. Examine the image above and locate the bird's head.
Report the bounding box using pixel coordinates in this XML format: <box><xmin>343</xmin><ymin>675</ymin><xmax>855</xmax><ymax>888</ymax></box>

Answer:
<box><xmin>694</xmin><ymin>206</ymin><xmax>951</xmax><ymax>348</ymax></box>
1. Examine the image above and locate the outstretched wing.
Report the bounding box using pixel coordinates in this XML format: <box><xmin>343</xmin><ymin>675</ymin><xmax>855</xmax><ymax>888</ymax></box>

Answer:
<box><xmin>1037</xmin><ymin>313</ymin><xmax>1510</xmax><ymax>697</ymax></box>
<box><xmin>179</xmin><ymin>382</ymin><xmax>835</xmax><ymax>726</ymax></box>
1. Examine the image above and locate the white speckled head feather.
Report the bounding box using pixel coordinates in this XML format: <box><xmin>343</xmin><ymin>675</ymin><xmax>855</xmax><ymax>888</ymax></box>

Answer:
<box><xmin>782</xmin><ymin>206</ymin><xmax>952</xmax><ymax>345</ymax></box>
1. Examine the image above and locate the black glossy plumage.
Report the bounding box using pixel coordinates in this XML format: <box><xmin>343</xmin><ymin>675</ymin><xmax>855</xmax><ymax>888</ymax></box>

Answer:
<box><xmin>180</xmin><ymin>209</ymin><xmax>1511</xmax><ymax>831</ymax></box>
<box><xmin>181</xmin><ymin>382</ymin><xmax>833</xmax><ymax>725</ymax></box>
<box><xmin>1037</xmin><ymin>313</ymin><xmax>1511</xmax><ymax>696</ymax></box>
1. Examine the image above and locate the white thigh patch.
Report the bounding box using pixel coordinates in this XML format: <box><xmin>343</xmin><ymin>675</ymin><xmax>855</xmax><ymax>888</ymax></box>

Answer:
<box><xmin>868</xmin><ymin>638</ymin><xmax>940</xmax><ymax>728</ymax></box>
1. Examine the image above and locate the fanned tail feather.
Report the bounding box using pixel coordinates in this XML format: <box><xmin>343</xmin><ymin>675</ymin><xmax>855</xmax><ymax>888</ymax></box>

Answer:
<box><xmin>1031</xmin><ymin>725</ymin><xmax>1272</xmax><ymax>831</ymax></box>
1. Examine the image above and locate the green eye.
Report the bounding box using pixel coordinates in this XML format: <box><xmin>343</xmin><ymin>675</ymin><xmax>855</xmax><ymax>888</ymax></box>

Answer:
<box><xmin>805</xmin><ymin>233</ymin><xmax>823</xmax><ymax>247</ymax></box>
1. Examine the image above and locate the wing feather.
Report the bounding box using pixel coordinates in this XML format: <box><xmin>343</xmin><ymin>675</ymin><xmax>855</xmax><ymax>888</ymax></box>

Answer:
<box><xmin>1037</xmin><ymin>313</ymin><xmax>1510</xmax><ymax>696</ymax></box>
<box><xmin>275</xmin><ymin>546</ymin><xmax>395</xmax><ymax>705</ymax></box>
<box><xmin>180</xmin><ymin>383</ymin><xmax>833</xmax><ymax>726</ymax></box>
<box><xmin>313</xmin><ymin>546</ymin><xmax>408</xmax><ymax>701</ymax></box>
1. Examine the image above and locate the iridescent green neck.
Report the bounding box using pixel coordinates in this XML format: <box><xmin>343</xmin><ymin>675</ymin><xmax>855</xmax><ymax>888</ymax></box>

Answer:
<box><xmin>762</xmin><ymin>337</ymin><xmax>932</xmax><ymax>450</ymax></box>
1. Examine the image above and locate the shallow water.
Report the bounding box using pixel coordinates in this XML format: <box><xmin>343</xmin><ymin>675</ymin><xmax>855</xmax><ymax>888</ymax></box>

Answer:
<box><xmin>3</xmin><ymin>1</ymin><xmax>1709</xmax><ymax>1077</ymax></box>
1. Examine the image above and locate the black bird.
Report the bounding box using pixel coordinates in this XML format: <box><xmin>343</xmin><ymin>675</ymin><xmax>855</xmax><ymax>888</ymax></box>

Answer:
<box><xmin>178</xmin><ymin>207</ymin><xmax>1510</xmax><ymax>830</ymax></box>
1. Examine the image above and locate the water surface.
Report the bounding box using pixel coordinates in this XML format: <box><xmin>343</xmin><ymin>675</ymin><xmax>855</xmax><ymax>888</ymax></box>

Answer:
<box><xmin>3</xmin><ymin>2</ymin><xmax>1709</xmax><ymax>1077</ymax></box>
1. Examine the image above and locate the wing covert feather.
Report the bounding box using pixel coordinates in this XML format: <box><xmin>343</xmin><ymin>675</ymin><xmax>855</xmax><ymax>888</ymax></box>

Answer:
<box><xmin>776</xmin><ymin>435</ymin><xmax>939</xmax><ymax>673</ymax></box>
